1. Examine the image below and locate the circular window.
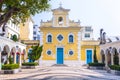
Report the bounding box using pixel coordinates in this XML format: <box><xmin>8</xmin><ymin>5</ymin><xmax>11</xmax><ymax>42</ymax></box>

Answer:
<box><xmin>57</xmin><ymin>34</ymin><xmax>63</xmax><ymax>41</ymax></box>
<box><xmin>47</xmin><ymin>50</ymin><xmax>52</xmax><ymax>55</ymax></box>
<box><xmin>69</xmin><ymin>50</ymin><xmax>74</xmax><ymax>56</ymax></box>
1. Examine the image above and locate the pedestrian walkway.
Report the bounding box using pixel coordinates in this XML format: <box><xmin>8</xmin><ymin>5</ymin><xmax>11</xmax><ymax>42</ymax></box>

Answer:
<box><xmin>0</xmin><ymin>66</ymin><xmax>120</xmax><ymax>80</ymax></box>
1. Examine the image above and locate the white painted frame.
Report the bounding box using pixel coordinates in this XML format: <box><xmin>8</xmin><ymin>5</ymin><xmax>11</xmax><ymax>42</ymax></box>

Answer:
<box><xmin>46</xmin><ymin>49</ymin><xmax>52</xmax><ymax>56</ymax></box>
<box><xmin>56</xmin><ymin>46</ymin><xmax>64</xmax><ymax>64</ymax></box>
<box><xmin>56</xmin><ymin>34</ymin><xmax>64</xmax><ymax>42</ymax></box>
<box><xmin>68</xmin><ymin>49</ymin><xmax>74</xmax><ymax>56</ymax></box>
<box><xmin>68</xmin><ymin>33</ymin><xmax>74</xmax><ymax>43</ymax></box>
<box><xmin>85</xmin><ymin>49</ymin><xmax>93</xmax><ymax>64</ymax></box>
<box><xmin>46</xmin><ymin>33</ymin><xmax>53</xmax><ymax>43</ymax></box>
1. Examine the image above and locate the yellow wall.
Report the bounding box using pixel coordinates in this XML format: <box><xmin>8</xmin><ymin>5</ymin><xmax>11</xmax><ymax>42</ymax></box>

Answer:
<box><xmin>19</xmin><ymin>23</ymin><xmax>30</xmax><ymax>40</ymax></box>
<box><xmin>81</xmin><ymin>45</ymin><xmax>100</xmax><ymax>62</ymax></box>
<box><xmin>41</xmin><ymin>27</ymin><xmax>80</xmax><ymax>60</ymax></box>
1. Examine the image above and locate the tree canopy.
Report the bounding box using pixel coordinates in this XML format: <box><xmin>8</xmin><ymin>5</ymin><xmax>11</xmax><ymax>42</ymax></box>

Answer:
<box><xmin>93</xmin><ymin>46</ymin><xmax>98</xmax><ymax>63</ymax></box>
<box><xmin>28</xmin><ymin>45</ymin><xmax>43</xmax><ymax>62</ymax></box>
<box><xmin>0</xmin><ymin>0</ymin><xmax>51</xmax><ymax>28</ymax></box>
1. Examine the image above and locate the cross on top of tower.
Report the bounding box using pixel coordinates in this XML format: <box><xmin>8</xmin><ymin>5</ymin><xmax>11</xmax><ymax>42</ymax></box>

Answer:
<box><xmin>59</xmin><ymin>2</ymin><xmax>62</xmax><ymax>7</ymax></box>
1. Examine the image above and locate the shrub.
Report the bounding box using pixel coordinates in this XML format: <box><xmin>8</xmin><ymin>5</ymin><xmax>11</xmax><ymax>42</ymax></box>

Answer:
<box><xmin>11</xmin><ymin>34</ymin><xmax>18</xmax><ymax>42</ymax></box>
<box><xmin>2</xmin><ymin>64</ymin><xmax>19</xmax><ymax>70</ymax></box>
<box><xmin>88</xmin><ymin>63</ymin><xmax>105</xmax><ymax>67</ymax></box>
<box><xmin>109</xmin><ymin>65</ymin><xmax>120</xmax><ymax>71</ymax></box>
<box><xmin>28</xmin><ymin>45</ymin><xmax>42</xmax><ymax>62</ymax></box>
<box><xmin>22</xmin><ymin>62</ymin><xmax>38</xmax><ymax>66</ymax></box>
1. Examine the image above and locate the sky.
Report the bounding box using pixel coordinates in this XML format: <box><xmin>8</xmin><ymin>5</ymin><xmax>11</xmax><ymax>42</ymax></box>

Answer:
<box><xmin>32</xmin><ymin>0</ymin><xmax>120</xmax><ymax>39</ymax></box>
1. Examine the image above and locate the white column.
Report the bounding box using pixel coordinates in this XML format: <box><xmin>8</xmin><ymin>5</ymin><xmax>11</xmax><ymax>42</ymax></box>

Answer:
<box><xmin>14</xmin><ymin>53</ymin><xmax>16</xmax><ymax>64</ymax></box>
<box><xmin>7</xmin><ymin>52</ymin><xmax>10</xmax><ymax>64</ymax></box>
<box><xmin>105</xmin><ymin>54</ymin><xmax>108</xmax><ymax>67</ymax></box>
<box><xmin>19</xmin><ymin>54</ymin><xmax>21</xmax><ymax>66</ymax></box>
<box><xmin>119</xmin><ymin>53</ymin><xmax>120</xmax><ymax>65</ymax></box>
<box><xmin>111</xmin><ymin>53</ymin><xmax>114</xmax><ymax>65</ymax></box>
<box><xmin>0</xmin><ymin>51</ymin><xmax>1</xmax><ymax>70</ymax></box>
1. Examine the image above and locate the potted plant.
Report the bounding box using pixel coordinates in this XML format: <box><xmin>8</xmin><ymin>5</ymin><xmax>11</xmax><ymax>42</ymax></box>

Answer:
<box><xmin>1</xmin><ymin>56</ymin><xmax>20</xmax><ymax>74</ymax></box>
<box><xmin>109</xmin><ymin>65</ymin><xmax>120</xmax><ymax>75</ymax></box>
<box><xmin>22</xmin><ymin>62</ymin><xmax>38</xmax><ymax>69</ymax></box>
<box><xmin>88</xmin><ymin>63</ymin><xmax>105</xmax><ymax>70</ymax></box>
<box><xmin>2</xmin><ymin>64</ymin><xmax>20</xmax><ymax>74</ymax></box>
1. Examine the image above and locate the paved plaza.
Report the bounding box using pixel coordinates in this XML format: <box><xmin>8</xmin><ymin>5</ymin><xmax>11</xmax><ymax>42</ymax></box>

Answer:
<box><xmin>0</xmin><ymin>66</ymin><xmax>120</xmax><ymax>80</ymax></box>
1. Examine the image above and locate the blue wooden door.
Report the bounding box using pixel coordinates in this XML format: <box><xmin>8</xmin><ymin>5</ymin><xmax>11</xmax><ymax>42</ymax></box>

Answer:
<box><xmin>86</xmin><ymin>50</ymin><xmax>92</xmax><ymax>64</ymax></box>
<box><xmin>57</xmin><ymin>48</ymin><xmax>63</xmax><ymax>64</ymax></box>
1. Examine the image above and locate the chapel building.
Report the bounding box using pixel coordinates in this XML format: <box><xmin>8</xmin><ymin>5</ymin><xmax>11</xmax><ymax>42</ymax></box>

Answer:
<box><xmin>39</xmin><ymin>5</ymin><xmax>100</xmax><ymax>66</ymax></box>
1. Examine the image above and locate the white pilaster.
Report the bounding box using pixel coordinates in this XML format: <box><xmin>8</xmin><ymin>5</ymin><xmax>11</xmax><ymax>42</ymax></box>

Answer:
<box><xmin>14</xmin><ymin>53</ymin><xmax>16</xmax><ymax>64</ymax></box>
<box><xmin>66</xmin><ymin>15</ymin><xmax>69</xmax><ymax>27</ymax></box>
<box><xmin>77</xmin><ymin>32</ymin><xmax>81</xmax><ymax>64</ymax></box>
<box><xmin>52</xmin><ymin>16</ymin><xmax>54</xmax><ymax>27</ymax></box>
<box><xmin>40</xmin><ymin>32</ymin><xmax>43</xmax><ymax>46</ymax></box>
<box><xmin>111</xmin><ymin>53</ymin><xmax>114</xmax><ymax>65</ymax></box>
<box><xmin>19</xmin><ymin>54</ymin><xmax>21</xmax><ymax>66</ymax></box>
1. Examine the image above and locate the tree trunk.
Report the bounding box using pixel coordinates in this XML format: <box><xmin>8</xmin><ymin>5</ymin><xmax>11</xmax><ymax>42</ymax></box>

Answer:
<box><xmin>0</xmin><ymin>7</ymin><xmax>20</xmax><ymax>28</ymax></box>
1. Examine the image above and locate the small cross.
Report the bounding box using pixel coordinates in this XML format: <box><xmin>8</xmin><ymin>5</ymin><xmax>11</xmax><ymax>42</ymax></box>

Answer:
<box><xmin>59</xmin><ymin>2</ymin><xmax>62</xmax><ymax>7</ymax></box>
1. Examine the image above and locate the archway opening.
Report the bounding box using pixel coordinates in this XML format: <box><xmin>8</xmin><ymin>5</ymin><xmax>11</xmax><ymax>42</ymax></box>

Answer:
<box><xmin>113</xmin><ymin>48</ymin><xmax>119</xmax><ymax>65</ymax></box>
<box><xmin>1</xmin><ymin>45</ymin><xmax>10</xmax><ymax>64</ymax></box>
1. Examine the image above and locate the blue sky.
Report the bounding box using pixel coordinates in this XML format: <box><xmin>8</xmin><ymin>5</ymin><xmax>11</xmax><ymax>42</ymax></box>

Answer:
<box><xmin>32</xmin><ymin>0</ymin><xmax>120</xmax><ymax>39</ymax></box>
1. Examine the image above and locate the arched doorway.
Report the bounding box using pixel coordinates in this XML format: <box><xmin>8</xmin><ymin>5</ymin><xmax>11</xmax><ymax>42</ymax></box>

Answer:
<box><xmin>112</xmin><ymin>48</ymin><xmax>119</xmax><ymax>65</ymax></box>
<box><xmin>1</xmin><ymin>45</ymin><xmax>10</xmax><ymax>64</ymax></box>
<box><xmin>16</xmin><ymin>48</ymin><xmax>21</xmax><ymax>64</ymax></box>
<box><xmin>101</xmin><ymin>50</ymin><xmax>105</xmax><ymax>63</ymax></box>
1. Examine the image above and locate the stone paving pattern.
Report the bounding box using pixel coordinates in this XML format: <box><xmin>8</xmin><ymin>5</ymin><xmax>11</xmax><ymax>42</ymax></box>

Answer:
<box><xmin>0</xmin><ymin>66</ymin><xmax>120</xmax><ymax>80</ymax></box>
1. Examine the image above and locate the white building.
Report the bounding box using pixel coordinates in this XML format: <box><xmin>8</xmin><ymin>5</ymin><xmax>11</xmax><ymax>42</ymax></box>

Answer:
<box><xmin>0</xmin><ymin>20</ymin><xmax>20</xmax><ymax>39</ymax></box>
<box><xmin>33</xmin><ymin>25</ymin><xmax>40</xmax><ymax>40</ymax></box>
<box><xmin>0</xmin><ymin>20</ymin><xmax>27</xmax><ymax>70</ymax></box>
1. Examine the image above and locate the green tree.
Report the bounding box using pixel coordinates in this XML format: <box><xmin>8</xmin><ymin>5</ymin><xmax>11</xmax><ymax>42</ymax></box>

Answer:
<box><xmin>0</xmin><ymin>0</ymin><xmax>51</xmax><ymax>28</ymax></box>
<box><xmin>94</xmin><ymin>46</ymin><xmax>98</xmax><ymax>63</ymax></box>
<box><xmin>11</xmin><ymin>34</ymin><xmax>18</xmax><ymax>42</ymax></box>
<box><xmin>28</xmin><ymin>45</ymin><xmax>43</xmax><ymax>62</ymax></box>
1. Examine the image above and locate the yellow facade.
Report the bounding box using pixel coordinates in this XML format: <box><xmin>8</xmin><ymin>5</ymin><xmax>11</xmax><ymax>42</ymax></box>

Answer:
<box><xmin>41</xmin><ymin>27</ymin><xmax>80</xmax><ymax>60</ymax></box>
<box><xmin>20</xmin><ymin>17</ymin><xmax>34</xmax><ymax>40</ymax></box>
<box><xmin>40</xmin><ymin>6</ymin><xmax>101</xmax><ymax>66</ymax></box>
<box><xmin>81</xmin><ymin>41</ymin><xmax>100</xmax><ymax>62</ymax></box>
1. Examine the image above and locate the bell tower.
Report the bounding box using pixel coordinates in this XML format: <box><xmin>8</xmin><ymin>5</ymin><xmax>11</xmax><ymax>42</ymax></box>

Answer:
<box><xmin>52</xmin><ymin>4</ymin><xmax>70</xmax><ymax>27</ymax></box>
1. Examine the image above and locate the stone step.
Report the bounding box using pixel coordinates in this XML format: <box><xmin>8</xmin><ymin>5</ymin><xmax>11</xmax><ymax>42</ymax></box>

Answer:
<box><xmin>51</xmin><ymin>64</ymin><xmax>68</xmax><ymax>67</ymax></box>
